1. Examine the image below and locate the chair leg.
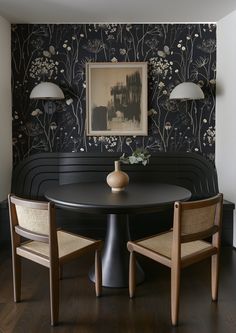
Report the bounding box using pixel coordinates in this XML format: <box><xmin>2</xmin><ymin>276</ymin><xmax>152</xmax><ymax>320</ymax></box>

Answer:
<box><xmin>95</xmin><ymin>249</ymin><xmax>102</xmax><ymax>297</ymax></box>
<box><xmin>129</xmin><ymin>251</ymin><xmax>136</xmax><ymax>298</ymax></box>
<box><xmin>171</xmin><ymin>265</ymin><xmax>180</xmax><ymax>326</ymax></box>
<box><xmin>12</xmin><ymin>253</ymin><xmax>21</xmax><ymax>302</ymax></box>
<box><xmin>211</xmin><ymin>253</ymin><xmax>219</xmax><ymax>301</ymax></box>
<box><xmin>49</xmin><ymin>265</ymin><xmax>60</xmax><ymax>326</ymax></box>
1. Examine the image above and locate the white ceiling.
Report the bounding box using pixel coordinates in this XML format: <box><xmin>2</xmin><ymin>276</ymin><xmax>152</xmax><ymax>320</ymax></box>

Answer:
<box><xmin>0</xmin><ymin>0</ymin><xmax>236</xmax><ymax>23</ymax></box>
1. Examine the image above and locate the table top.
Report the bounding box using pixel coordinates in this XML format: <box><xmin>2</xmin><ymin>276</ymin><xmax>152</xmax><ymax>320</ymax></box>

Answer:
<box><xmin>44</xmin><ymin>182</ymin><xmax>191</xmax><ymax>214</ymax></box>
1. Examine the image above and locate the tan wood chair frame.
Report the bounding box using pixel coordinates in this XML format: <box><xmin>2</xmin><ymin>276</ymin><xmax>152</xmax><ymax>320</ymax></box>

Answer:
<box><xmin>8</xmin><ymin>194</ymin><xmax>103</xmax><ymax>326</ymax></box>
<box><xmin>127</xmin><ymin>193</ymin><xmax>223</xmax><ymax>326</ymax></box>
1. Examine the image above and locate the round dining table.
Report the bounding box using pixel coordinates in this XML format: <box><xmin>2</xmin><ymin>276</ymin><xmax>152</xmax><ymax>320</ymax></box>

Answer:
<box><xmin>45</xmin><ymin>182</ymin><xmax>191</xmax><ymax>288</ymax></box>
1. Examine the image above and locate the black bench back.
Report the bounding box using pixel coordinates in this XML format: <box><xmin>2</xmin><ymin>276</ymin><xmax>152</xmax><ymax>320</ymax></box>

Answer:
<box><xmin>12</xmin><ymin>152</ymin><xmax>219</xmax><ymax>200</ymax></box>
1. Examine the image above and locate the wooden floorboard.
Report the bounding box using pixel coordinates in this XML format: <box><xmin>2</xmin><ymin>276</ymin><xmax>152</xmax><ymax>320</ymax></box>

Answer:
<box><xmin>0</xmin><ymin>246</ymin><xmax>236</xmax><ymax>333</ymax></box>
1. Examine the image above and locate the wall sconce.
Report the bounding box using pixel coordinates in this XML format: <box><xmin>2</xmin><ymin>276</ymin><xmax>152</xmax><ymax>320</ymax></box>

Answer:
<box><xmin>30</xmin><ymin>82</ymin><xmax>65</xmax><ymax>100</ymax></box>
<box><xmin>169</xmin><ymin>82</ymin><xmax>204</xmax><ymax>153</ymax></box>
<box><xmin>30</xmin><ymin>82</ymin><xmax>65</xmax><ymax>114</ymax></box>
<box><xmin>169</xmin><ymin>82</ymin><xmax>204</xmax><ymax>100</ymax></box>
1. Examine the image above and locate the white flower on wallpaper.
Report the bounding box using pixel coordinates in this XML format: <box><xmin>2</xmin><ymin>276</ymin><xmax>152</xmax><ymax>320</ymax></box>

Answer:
<box><xmin>12</xmin><ymin>23</ymin><xmax>216</xmax><ymax>165</ymax></box>
<box><xmin>29</xmin><ymin>57</ymin><xmax>58</xmax><ymax>80</ymax></box>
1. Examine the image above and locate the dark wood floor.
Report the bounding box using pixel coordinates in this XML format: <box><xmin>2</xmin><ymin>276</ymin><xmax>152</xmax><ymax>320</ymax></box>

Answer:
<box><xmin>0</xmin><ymin>246</ymin><xmax>236</xmax><ymax>333</ymax></box>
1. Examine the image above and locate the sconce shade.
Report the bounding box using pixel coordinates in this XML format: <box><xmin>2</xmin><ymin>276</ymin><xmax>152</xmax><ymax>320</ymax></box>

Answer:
<box><xmin>169</xmin><ymin>82</ymin><xmax>204</xmax><ymax>100</ymax></box>
<box><xmin>30</xmin><ymin>82</ymin><xmax>65</xmax><ymax>100</ymax></box>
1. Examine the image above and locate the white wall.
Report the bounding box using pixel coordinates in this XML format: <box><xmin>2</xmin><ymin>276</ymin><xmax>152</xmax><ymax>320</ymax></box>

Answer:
<box><xmin>0</xmin><ymin>16</ymin><xmax>12</xmax><ymax>201</ymax></box>
<box><xmin>216</xmin><ymin>10</ymin><xmax>236</xmax><ymax>246</ymax></box>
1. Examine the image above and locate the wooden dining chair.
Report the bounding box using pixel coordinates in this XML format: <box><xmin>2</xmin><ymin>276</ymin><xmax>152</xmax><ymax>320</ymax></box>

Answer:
<box><xmin>127</xmin><ymin>193</ymin><xmax>223</xmax><ymax>326</ymax></box>
<box><xmin>8</xmin><ymin>194</ymin><xmax>103</xmax><ymax>326</ymax></box>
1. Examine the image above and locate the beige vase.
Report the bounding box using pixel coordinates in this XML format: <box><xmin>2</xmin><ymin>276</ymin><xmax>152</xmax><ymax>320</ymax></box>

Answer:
<box><xmin>106</xmin><ymin>160</ymin><xmax>129</xmax><ymax>192</ymax></box>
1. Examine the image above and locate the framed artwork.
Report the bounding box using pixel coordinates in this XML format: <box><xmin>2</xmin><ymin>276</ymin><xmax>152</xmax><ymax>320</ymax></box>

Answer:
<box><xmin>86</xmin><ymin>62</ymin><xmax>148</xmax><ymax>136</ymax></box>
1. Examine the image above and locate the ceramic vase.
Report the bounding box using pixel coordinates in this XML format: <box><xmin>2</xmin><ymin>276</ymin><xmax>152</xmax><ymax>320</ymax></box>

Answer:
<box><xmin>106</xmin><ymin>160</ymin><xmax>129</xmax><ymax>192</ymax></box>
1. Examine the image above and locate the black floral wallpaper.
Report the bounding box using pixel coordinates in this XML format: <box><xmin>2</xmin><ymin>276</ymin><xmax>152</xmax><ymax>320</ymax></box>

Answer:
<box><xmin>12</xmin><ymin>24</ymin><xmax>216</xmax><ymax>166</ymax></box>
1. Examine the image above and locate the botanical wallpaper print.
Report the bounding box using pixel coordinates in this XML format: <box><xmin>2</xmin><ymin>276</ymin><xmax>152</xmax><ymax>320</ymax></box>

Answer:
<box><xmin>12</xmin><ymin>24</ymin><xmax>216</xmax><ymax>165</ymax></box>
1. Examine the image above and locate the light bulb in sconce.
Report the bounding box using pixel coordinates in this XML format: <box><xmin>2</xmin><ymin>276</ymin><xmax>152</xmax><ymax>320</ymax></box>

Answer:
<box><xmin>66</xmin><ymin>98</ymin><xmax>73</xmax><ymax>105</ymax></box>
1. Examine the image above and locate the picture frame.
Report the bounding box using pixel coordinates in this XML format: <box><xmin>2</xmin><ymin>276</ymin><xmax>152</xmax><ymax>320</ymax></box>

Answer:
<box><xmin>86</xmin><ymin>62</ymin><xmax>148</xmax><ymax>136</ymax></box>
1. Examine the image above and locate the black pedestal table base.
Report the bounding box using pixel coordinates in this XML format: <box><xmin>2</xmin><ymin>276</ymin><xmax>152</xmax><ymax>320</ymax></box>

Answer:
<box><xmin>89</xmin><ymin>214</ymin><xmax>145</xmax><ymax>288</ymax></box>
